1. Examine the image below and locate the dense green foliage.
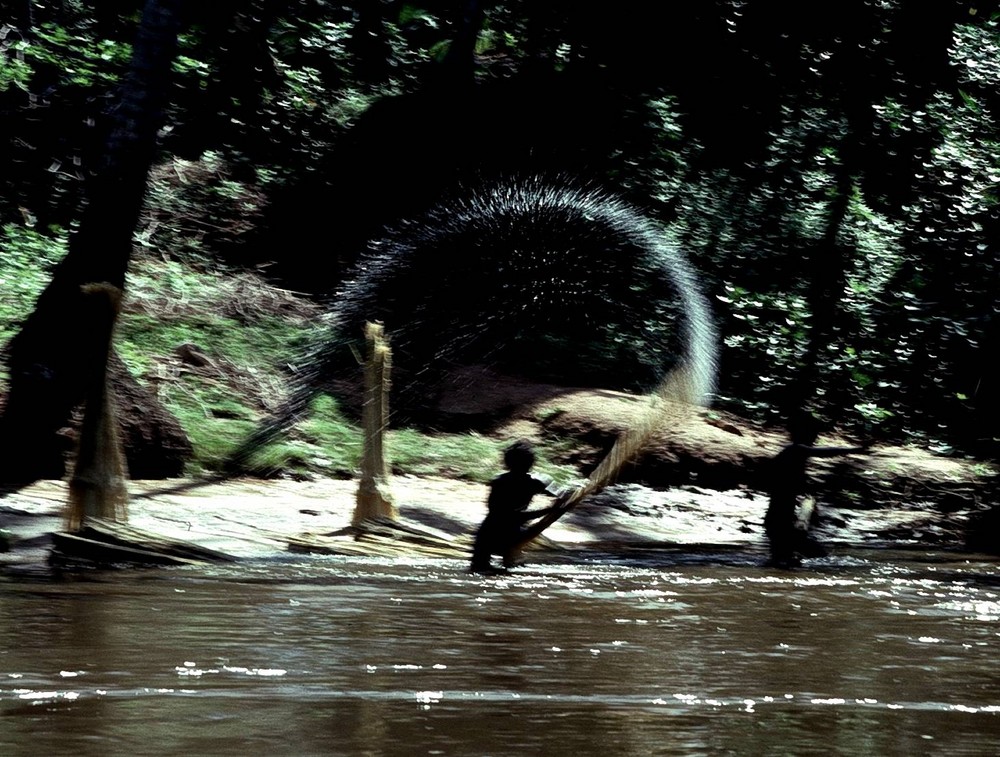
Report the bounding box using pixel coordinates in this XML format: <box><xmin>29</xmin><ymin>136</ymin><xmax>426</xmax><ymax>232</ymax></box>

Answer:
<box><xmin>2</xmin><ymin>1</ymin><xmax>998</xmax><ymax>471</ymax></box>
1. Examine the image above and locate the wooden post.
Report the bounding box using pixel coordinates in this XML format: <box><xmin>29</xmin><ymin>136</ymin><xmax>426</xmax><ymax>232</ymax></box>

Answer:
<box><xmin>65</xmin><ymin>283</ymin><xmax>129</xmax><ymax>532</ymax></box>
<box><xmin>353</xmin><ymin>322</ymin><xmax>397</xmax><ymax>525</ymax></box>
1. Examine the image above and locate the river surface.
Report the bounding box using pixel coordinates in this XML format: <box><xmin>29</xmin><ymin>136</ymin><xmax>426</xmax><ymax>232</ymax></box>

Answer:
<box><xmin>2</xmin><ymin>547</ymin><xmax>999</xmax><ymax>756</ymax></box>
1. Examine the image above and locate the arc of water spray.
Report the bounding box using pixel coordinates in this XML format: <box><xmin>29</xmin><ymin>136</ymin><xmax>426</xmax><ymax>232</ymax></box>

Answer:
<box><xmin>514</xmin><ymin>225</ymin><xmax>718</xmax><ymax>551</ymax></box>
<box><xmin>135</xmin><ymin>181</ymin><xmax>719</xmax><ymax>517</ymax></box>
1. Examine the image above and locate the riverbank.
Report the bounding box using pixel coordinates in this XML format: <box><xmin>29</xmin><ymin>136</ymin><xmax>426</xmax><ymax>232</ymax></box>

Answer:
<box><xmin>434</xmin><ymin>365</ymin><xmax>996</xmax><ymax>513</ymax></box>
<box><xmin>1</xmin><ymin>468</ymin><xmax>990</xmax><ymax>576</ymax></box>
<box><xmin>3</xmin><ymin>367</ymin><xmax>997</xmax><ymax>573</ymax></box>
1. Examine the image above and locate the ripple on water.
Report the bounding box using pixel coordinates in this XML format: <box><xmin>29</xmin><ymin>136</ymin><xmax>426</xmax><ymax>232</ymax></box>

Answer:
<box><xmin>2</xmin><ymin>550</ymin><xmax>1000</xmax><ymax>755</ymax></box>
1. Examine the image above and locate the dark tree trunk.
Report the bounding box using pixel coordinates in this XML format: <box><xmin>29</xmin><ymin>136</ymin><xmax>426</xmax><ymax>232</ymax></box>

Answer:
<box><xmin>350</xmin><ymin>0</ymin><xmax>391</xmax><ymax>85</ymax></box>
<box><xmin>169</xmin><ymin>0</ymin><xmax>280</xmax><ymax>166</ymax></box>
<box><xmin>792</xmin><ymin>12</ymin><xmax>877</xmax><ymax>418</ymax></box>
<box><xmin>93</xmin><ymin>0</ymin><xmax>145</xmax><ymax>42</ymax></box>
<box><xmin>0</xmin><ymin>0</ymin><xmax>187</xmax><ymax>491</ymax></box>
<box><xmin>441</xmin><ymin>0</ymin><xmax>483</xmax><ymax>85</ymax></box>
<box><xmin>5</xmin><ymin>1</ymin><xmax>35</xmax><ymax>31</ymax></box>
<box><xmin>793</xmin><ymin>162</ymin><xmax>853</xmax><ymax>415</ymax></box>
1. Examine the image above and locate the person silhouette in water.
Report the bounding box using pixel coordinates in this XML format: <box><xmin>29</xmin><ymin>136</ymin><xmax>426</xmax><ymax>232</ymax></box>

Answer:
<box><xmin>765</xmin><ymin>412</ymin><xmax>868</xmax><ymax>568</ymax></box>
<box><xmin>470</xmin><ymin>440</ymin><xmax>568</xmax><ymax>574</ymax></box>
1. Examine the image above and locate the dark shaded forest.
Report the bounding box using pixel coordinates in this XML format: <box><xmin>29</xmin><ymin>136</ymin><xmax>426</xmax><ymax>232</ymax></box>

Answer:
<box><xmin>0</xmin><ymin>1</ymin><xmax>997</xmax><ymax>485</ymax></box>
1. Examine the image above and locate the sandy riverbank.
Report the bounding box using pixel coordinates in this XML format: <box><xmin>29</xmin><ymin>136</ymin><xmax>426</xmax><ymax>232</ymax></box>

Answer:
<box><xmin>2</xmin><ymin>473</ymin><xmax>979</xmax><ymax>576</ymax></box>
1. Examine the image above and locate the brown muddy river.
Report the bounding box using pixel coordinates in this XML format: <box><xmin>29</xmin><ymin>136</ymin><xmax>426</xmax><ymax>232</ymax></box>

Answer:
<box><xmin>2</xmin><ymin>548</ymin><xmax>999</xmax><ymax>756</ymax></box>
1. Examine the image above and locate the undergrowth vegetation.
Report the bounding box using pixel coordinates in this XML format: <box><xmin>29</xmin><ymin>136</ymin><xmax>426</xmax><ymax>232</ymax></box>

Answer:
<box><xmin>0</xmin><ymin>220</ymin><xmax>574</xmax><ymax>484</ymax></box>
<box><xmin>3</xmin><ymin>2</ymin><xmax>997</xmax><ymax>484</ymax></box>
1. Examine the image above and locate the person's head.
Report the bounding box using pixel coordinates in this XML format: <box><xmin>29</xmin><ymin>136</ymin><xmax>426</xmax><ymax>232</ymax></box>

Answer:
<box><xmin>503</xmin><ymin>440</ymin><xmax>536</xmax><ymax>473</ymax></box>
<box><xmin>787</xmin><ymin>410</ymin><xmax>821</xmax><ymax>445</ymax></box>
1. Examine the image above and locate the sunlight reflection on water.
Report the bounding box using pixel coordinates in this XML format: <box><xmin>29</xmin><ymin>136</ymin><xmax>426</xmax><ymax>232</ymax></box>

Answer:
<box><xmin>2</xmin><ymin>551</ymin><xmax>999</xmax><ymax>756</ymax></box>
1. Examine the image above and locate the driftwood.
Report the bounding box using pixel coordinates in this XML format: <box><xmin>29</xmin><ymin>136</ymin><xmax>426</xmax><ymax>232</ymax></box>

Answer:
<box><xmin>50</xmin><ymin>518</ymin><xmax>235</xmax><ymax>567</ymax></box>
<box><xmin>288</xmin><ymin>514</ymin><xmax>567</xmax><ymax>561</ymax></box>
<box><xmin>290</xmin><ymin>516</ymin><xmax>472</xmax><ymax>559</ymax></box>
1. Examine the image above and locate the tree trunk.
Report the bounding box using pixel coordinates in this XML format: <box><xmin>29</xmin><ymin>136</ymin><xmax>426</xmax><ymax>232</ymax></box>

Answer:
<box><xmin>441</xmin><ymin>0</ymin><xmax>483</xmax><ymax>85</ymax></box>
<box><xmin>170</xmin><ymin>0</ymin><xmax>279</xmax><ymax>166</ymax></box>
<box><xmin>9</xmin><ymin>1</ymin><xmax>35</xmax><ymax>33</ymax></box>
<box><xmin>65</xmin><ymin>284</ymin><xmax>129</xmax><ymax>531</ymax></box>
<box><xmin>353</xmin><ymin>322</ymin><xmax>397</xmax><ymax>525</ymax></box>
<box><xmin>0</xmin><ymin>0</ymin><xmax>186</xmax><ymax>492</ymax></box>
<box><xmin>793</xmin><ymin>162</ymin><xmax>853</xmax><ymax>414</ymax></box>
<box><xmin>350</xmin><ymin>0</ymin><xmax>391</xmax><ymax>86</ymax></box>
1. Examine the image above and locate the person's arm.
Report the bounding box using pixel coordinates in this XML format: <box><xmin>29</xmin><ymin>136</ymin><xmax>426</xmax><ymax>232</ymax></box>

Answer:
<box><xmin>518</xmin><ymin>505</ymin><xmax>561</xmax><ymax>522</ymax></box>
<box><xmin>519</xmin><ymin>497</ymin><xmax>568</xmax><ymax>520</ymax></box>
<box><xmin>519</xmin><ymin>482</ymin><xmax>575</xmax><ymax>521</ymax></box>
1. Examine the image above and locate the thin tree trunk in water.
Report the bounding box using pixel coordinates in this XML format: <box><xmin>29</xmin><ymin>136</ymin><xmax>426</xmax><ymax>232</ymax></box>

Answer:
<box><xmin>0</xmin><ymin>0</ymin><xmax>185</xmax><ymax>492</ymax></box>
<box><xmin>353</xmin><ymin>322</ymin><xmax>397</xmax><ymax>525</ymax></box>
<box><xmin>65</xmin><ymin>284</ymin><xmax>129</xmax><ymax>531</ymax></box>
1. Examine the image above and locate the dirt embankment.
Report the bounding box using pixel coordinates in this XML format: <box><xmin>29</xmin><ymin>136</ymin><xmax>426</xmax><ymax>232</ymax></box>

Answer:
<box><xmin>6</xmin><ymin>364</ymin><xmax>991</xmax><ymax>562</ymax></box>
<box><xmin>3</xmin><ymin>366</ymin><xmax>997</xmax><ymax>568</ymax></box>
<box><xmin>434</xmin><ymin>366</ymin><xmax>997</xmax><ymax>522</ymax></box>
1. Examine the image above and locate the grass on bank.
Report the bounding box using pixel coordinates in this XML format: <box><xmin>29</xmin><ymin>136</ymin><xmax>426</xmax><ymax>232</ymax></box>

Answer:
<box><xmin>0</xmin><ymin>223</ymin><xmax>576</xmax><ymax>486</ymax></box>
